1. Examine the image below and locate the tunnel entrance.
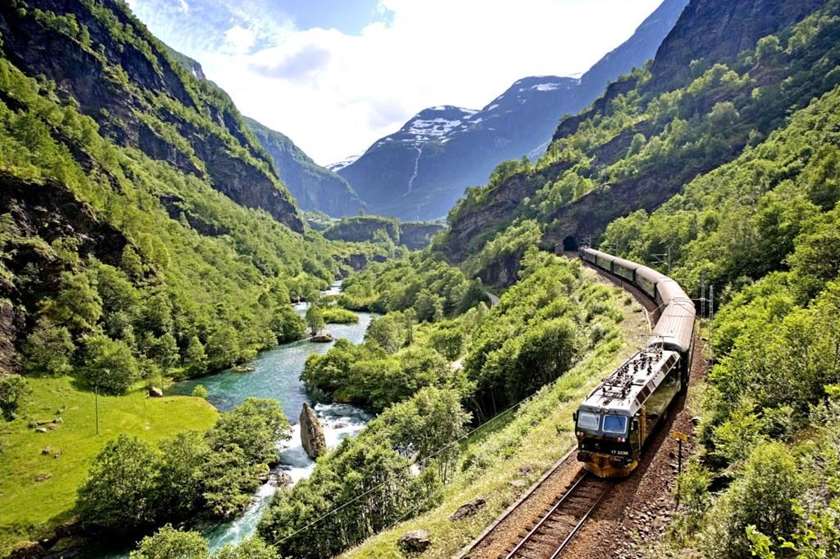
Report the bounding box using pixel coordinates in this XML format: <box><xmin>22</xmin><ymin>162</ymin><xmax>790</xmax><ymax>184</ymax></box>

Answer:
<box><xmin>563</xmin><ymin>235</ymin><xmax>579</xmax><ymax>252</ymax></box>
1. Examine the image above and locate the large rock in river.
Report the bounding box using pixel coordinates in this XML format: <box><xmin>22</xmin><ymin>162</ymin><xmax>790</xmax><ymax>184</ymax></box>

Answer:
<box><xmin>299</xmin><ymin>403</ymin><xmax>326</xmax><ymax>459</ymax></box>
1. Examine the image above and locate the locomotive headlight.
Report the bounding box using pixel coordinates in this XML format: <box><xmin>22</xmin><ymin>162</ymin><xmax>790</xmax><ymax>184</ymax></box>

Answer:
<box><xmin>618</xmin><ymin>437</ymin><xmax>626</xmax><ymax>443</ymax></box>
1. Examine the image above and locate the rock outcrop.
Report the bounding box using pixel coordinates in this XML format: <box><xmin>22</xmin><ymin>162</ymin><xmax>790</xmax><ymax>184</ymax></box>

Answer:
<box><xmin>299</xmin><ymin>403</ymin><xmax>326</xmax><ymax>459</ymax></box>
<box><xmin>0</xmin><ymin>1</ymin><xmax>303</xmax><ymax>232</ymax></box>
<box><xmin>338</xmin><ymin>0</ymin><xmax>688</xmax><ymax>220</ymax></box>
<box><xmin>398</xmin><ymin>530</ymin><xmax>431</xmax><ymax>554</ymax></box>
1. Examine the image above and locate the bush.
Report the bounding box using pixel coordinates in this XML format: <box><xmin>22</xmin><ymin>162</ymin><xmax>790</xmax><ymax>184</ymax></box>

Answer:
<box><xmin>191</xmin><ymin>385</ymin><xmax>209</xmax><ymax>399</ymax></box>
<box><xmin>78</xmin><ymin>334</ymin><xmax>140</xmax><ymax>395</ymax></box>
<box><xmin>320</xmin><ymin>307</ymin><xmax>358</xmax><ymax>324</ymax></box>
<box><xmin>77</xmin><ymin>435</ymin><xmax>161</xmax><ymax>533</ymax></box>
<box><xmin>128</xmin><ymin>525</ymin><xmax>208</xmax><ymax>559</ymax></box>
<box><xmin>0</xmin><ymin>374</ymin><xmax>28</xmax><ymax>421</ymax></box>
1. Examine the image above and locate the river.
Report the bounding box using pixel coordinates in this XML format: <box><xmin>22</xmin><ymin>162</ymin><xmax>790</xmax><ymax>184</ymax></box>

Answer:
<box><xmin>84</xmin><ymin>285</ymin><xmax>373</xmax><ymax>557</ymax></box>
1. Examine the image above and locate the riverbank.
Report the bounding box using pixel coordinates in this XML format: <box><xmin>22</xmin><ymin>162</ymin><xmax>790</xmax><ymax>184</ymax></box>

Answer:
<box><xmin>0</xmin><ymin>378</ymin><xmax>218</xmax><ymax>558</ymax></box>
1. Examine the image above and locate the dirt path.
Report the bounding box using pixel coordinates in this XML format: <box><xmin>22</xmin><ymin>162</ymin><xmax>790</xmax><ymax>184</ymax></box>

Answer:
<box><xmin>461</xmin><ymin>260</ymin><xmax>709</xmax><ymax>559</ymax></box>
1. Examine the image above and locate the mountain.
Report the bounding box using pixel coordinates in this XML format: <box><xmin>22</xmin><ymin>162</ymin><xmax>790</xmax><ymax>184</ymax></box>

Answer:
<box><xmin>321</xmin><ymin>216</ymin><xmax>445</xmax><ymax>250</ymax></box>
<box><xmin>0</xmin><ymin>0</ymin><xmax>304</xmax><ymax>232</ymax></box>
<box><xmin>245</xmin><ymin>117</ymin><xmax>366</xmax><ymax>217</ymax></box>
<box><xmin>337</xmin><ymin>0</ymin><xmax>689</xmax><ymax>220</ymax></box>
<box><xmin>0</xmin><ymin>0</ymin><xmax>378</xmax><ymax>385</ymax></box>
<box><xmin>440</xmin><ymin>0</ymin><xmax>832</xmax><ymax>282</ymax></box>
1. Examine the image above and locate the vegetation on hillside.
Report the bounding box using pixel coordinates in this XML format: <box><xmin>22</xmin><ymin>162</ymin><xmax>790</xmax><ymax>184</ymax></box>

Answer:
<box><xmin>596</xmin><ymin>83</ymin><xmax>840</xmax><ymax>559</ymax></box>
<box><xmin>444</xmin><ymin>0</ymin><xmax>840</xmax><ymax>260</ymax></box>
<box><xmin>260</xmin><ymin>251</ymin><xmax>626</xmax><ymax>557</ymax></box>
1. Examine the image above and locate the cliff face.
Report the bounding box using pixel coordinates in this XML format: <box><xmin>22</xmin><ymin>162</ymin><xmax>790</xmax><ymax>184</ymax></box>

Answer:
<box><xmin>648</xmin><ymin>0</ymin><xmax>824</xmax><ymax>92</ymax></box>
<box><xmin>443</xmin><ymin>0</ymin><xmax>833</xmax><ymax>261</ymax></box>
<box><xmin>321</xmin><ymin>217</ymin><xmax>445</xmax><ymax>250</ymax></box>
<box><xmin>339</xmin><ymin>0</ymin><xmax>688</xmax><ymax>221</ymax></box>
<box><xmin>245</xmin><ymin>117</ymin><xmax>365</xmax><ymax>217</ymax></box>
<box><xmin>0</xmin><ymin>0</ymin><xmax>303</xmax><ymax>232</ymax></box>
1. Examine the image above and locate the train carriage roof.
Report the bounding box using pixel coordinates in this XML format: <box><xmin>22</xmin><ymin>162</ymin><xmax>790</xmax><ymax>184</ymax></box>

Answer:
<box><xmin>650</xmin><ymin>300</ymin><xmax>695</xmax><ymax>353</ymax></box>
<box><xmin>580</xmin><ymin>347</ymin><xmax>680</xmax><ymax>417</ymax></box>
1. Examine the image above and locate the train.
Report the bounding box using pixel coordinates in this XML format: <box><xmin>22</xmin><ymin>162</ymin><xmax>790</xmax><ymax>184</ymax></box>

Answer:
<box><xmin>574</xmin><ymin>248</ymin><xmax>696</xmax><ymax>478</ymax></box>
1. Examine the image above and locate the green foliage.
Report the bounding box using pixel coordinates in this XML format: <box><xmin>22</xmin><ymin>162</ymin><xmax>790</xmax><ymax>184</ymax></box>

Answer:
<box><xmin>77</xmin><ymin>334</ymin><xmax>140</xmax><ymax>395</ymax></box>
<box><xmin>259</xmin><ymin>387</ymin><xmax>466</xmax><ymax>558</ymax></box>
<box><xmin>304</xmin><ymin>304</ymin><xmax>325</xmax><ymax>335</ymax></box>
<box><xmin>703</xmin><ymin>443</ymin><xmax>803</xmax><ymax>559</ymax></box>
<box><xmin>207</xmin><ymin>398</ymin><xmax>289</xmax><ymax>467</ymax></box>
<box><xmin>77</xmin><ymin>435</ymin><xmax>161</xmax><ymax>533</ymax></box>
<box><xmin>320</xmin><ymin>306</ymin><xmax>358</xmax><ymax>324</ymax></box>
<box><xmin>191</xmin><ymin>384</ymin><xmax>208</xmax><ymax>399</ymax></box>
<box><xmin>0</xmin><ymin>374</ymin><xmax>28</xmax><ymax>421</ymax></box>
<box><xmin>76</xmin><ymin>398</ymin><xmax>289</xmax><ymax>535</ymax></box>
<box><xmin>128</xmin><ymin>525</ymin><xmax>208</xmax><ymax>559</ymax></box>
<box><xmin>22</xmin><ymin>317</ymin><xmax>75</xmax><ymax>376</ymax></box>
<box><xmin>339</xmin><ymin>252</ymin><xmax>479</xmax><ymax>317</ymax></box>
<box><xmin>216</xmin><ymin>538</ymin><xmax>280</xmax><ymax>559</ymax></box>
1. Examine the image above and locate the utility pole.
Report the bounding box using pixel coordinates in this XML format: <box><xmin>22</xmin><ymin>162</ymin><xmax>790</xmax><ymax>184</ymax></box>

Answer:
<box><xmin>95</xmin><ymin>383</ymin><xmax>100</xmax><ymax>436</ymax></box>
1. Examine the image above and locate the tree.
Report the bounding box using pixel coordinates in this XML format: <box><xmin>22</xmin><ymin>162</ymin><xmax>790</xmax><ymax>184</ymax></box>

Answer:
<box><xmin>206</xmin><ymin>325</ymin><xmax>240</xmax><ymax>370</ymax></box>
<box><xmin>207</xmin><ymin>398</ymin><xmax>289</xmax><ymax>466</ymax></box>
<box><xmin>216</xmin><ymin>538</ymin><xmax>279</xmax><ymax>559</ymax></box>
<box><xmin>128</xmin><ymin>525</ymin><xmax>208</xmax><ymax>559</ymax></box>
<box><xmin>365</xmin><ymin>315</ymin><xmax>404</xmax><ymax>353</ymax></box>
<box><xmin>48</xmin><ymin>270</ymin><xmax>102</xmax><ymax>332</ymax></box>
<box><xmin>77</xmin><ymin>435</ymin><xmax>161</xmax><ymax>532</ymax></box>
<box><xmin>78</xmin><ymin>334</ymin><xmax>140</xmax><ymax>395</ymax></box>
<box><xmin>22</xmin><ymin>317</ymin><xmax>75</xmax><ymax>376</ymax></box>
<box><xmin>184</xmin><ymin>335</ymin><xmax>207</xmax><ymax>373</ymax></box>
<box><xmin>191</xmin><ymin>384</ymin><xmax>209</xmax><ymax>399</ymax></box>
<box><xmin>0</xmin><ymin>374</ymin><xmax>28</xmax><ymax>421</ymax></box>
<box><xmin>708</xmin><ymin>442</ymin><xmax>803</xmax><ymax>559</ymax></box>
<box><xmin>413</xmin><ymin>289</ymin><xmax>443</xmax><ymax>322</ymax></box>
<box><xmin>305</xmin><ymin>304</ymin><xmax>325</xmax><ymax>336</ymax></box>
<box><xmin>156</xmin><ymin>432</ymin><xmax>209</xmax><ymax>519</ymax></box>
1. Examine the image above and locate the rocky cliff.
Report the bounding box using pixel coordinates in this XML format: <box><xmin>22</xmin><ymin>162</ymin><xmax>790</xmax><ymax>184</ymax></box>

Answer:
<box><xmin>0</xmin><ymin>0</ymin><xmax>303</xmax><ymax>232</ymax></box>
<box><xmin>338</xmin><ymin>0</ymin><xmax>688</xmax><ymax>221</ymax></box>
<box><xmin>322</xmin><ymin>216</ymin><xmax>445</xmax><ymax>250</ymax></box>
<box><xmin>443</xmin><ymin>0</ymin><xmax>834</xmax><ymax>262</ymax></box>
<box><xmin>245</xmin><ymin>117</ymin><xmax>365</xmax><ymax>217</ymax></box>
<box><xmin>299</xmin><ymin>403</ymin><xmax>326</xmax><ymax>459</ymax></box>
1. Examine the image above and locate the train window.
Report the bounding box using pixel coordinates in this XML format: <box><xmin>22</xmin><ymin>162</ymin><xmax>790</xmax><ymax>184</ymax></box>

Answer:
<box><xmin>602</xmin><ymin>415</ymin><xmax>628</xmax><ymax>435</ymax></box>
<box><xmin>577</xmin><ymin>411</ymin><xmax>600</xmax><ymax>431</ymax></box>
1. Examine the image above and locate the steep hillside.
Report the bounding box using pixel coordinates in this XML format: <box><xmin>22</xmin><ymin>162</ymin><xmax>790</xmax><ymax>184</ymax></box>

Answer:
<box><xmin>442</xmin><ymin>0</ymin><xmax>834</xmax><ymax>276</ymax></box>
<box><xmin>0</xmin><ymin>0</ymin><xmax>378</xmax><ymax>385</ymax></box>
<box><xmin>599</xmin><ymin>76</ymin><xmax>840</xmax><ymax>559</ymax></box>
<box><xmin>338</xmin><ymin>0</ymin><xmax>688</xmax><ymax>220</ymax></box>
<box><xmin>245</xmin><ymin>117</ymin><xmax>366</xmax><ymax>217</ymax></box>
<box><xmin>321</xmin><ymin>216</ymin><xmax>445</xmax><ymax>250</ymax></box>
<box><xmin>0</xmin><ymin>0</ymin><xmax>303</xmax><ymax>232</ymax></box>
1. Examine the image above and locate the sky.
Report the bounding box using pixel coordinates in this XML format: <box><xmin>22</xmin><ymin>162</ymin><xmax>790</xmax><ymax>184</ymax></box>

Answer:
<box><xmin>126</xmin><ymin>0</ymin><xmax>663</xmax><ymax>165</ymax></box>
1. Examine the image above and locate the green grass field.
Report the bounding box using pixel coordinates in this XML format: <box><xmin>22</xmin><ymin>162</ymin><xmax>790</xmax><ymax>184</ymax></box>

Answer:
<box><xmin>0</xmin><ymin>376</ymin><xmax>217</xmax><ymax>556</ymax></box>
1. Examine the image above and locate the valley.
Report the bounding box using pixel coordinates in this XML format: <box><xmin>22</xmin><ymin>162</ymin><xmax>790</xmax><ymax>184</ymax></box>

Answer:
<box><xmin>1</xmin><ymin>1</ymin><xmax>839</xmax><ymax>559</ymax></box>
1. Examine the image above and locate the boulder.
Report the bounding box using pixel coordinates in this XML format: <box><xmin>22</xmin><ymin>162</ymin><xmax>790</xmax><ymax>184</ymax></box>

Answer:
<box><xmin>449</xmin><ymin>497</ymin><xmax>486</xmax><ymax>521</ymax></box>
<box><xmin>148</xmin><ymin>386</ymin><xmax>164</xmax><ymax>398</ymax></box>
<box><xmin>299</xmin><ymin>403</ymin><xmax>327</xmax><ymax>459</ymax></box>
<box><xmin>310</xmin><ymin>330</ymin><xmax>334</xmax><ymax>343</ymax></box>
<box><xmin>398</xmin><ymin>530</ymin><xmax>431</xmax><ymax>554</ymax></box>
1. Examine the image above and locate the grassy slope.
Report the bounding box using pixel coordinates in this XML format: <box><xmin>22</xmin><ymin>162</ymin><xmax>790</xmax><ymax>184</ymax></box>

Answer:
<box><xmin>0</xmin><ymin>378</ymin><xmax>217</xmax><ymax>555</ymax></box>
<box><xmin>341</xmin><ymin>267</ymin><xmax>648</xmax><ymax>558</ymax></box>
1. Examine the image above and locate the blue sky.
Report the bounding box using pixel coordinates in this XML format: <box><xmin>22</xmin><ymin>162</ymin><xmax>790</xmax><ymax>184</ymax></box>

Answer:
<box><xmin>127</xmin><ymin>0</ymin><xmax>663</xmax><ymax>164</ymax></box>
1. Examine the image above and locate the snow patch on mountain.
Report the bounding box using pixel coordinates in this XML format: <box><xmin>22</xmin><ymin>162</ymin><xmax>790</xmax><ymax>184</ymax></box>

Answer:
<box><xmin>327</xmin><ymin>155</ymin><xmax>359</xmax><ymax>172</ymax></box>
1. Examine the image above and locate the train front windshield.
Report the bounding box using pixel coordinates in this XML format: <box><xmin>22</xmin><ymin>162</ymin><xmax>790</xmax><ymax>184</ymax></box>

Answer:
<box><xmin>602</xmin><ymin>415</ymin><xmax>628</xmax><ymax>436</ymax></box>
<box><xmin>577</xmin><ymin>411</ymin><xmax>600</xmax><ymax>432</ymax></box>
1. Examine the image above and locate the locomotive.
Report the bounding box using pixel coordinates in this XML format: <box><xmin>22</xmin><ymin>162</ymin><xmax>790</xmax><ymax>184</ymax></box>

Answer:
<box><xmin>574</xmin><ymin>248</ymin><xmax>696</xmax><ymax>478</ymax></box>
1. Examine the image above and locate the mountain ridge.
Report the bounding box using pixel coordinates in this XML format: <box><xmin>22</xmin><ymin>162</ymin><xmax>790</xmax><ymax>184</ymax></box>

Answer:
<box><xmin>338</xmin><ymin>0</ymin><xmax>689</xmax><ymax>220</ymax></box>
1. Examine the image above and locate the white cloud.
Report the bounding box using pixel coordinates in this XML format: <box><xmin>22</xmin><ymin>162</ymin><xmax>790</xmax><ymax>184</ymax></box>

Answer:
<box><xmin>138</xmin><ymin>0</ymin><xmax>663</xmax><ymax>165</ymax></box>
<box><xmin>222</xmin><ymin>24</ymin><xmax>257</xmax><ymax>54</ymax></box>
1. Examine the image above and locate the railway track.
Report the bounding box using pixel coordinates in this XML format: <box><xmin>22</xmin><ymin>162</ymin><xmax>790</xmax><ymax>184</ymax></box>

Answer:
<box><xmin>500</xmin><ymin>471</ymin><xmax>612</xmax><ymax>559</ymax></box>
